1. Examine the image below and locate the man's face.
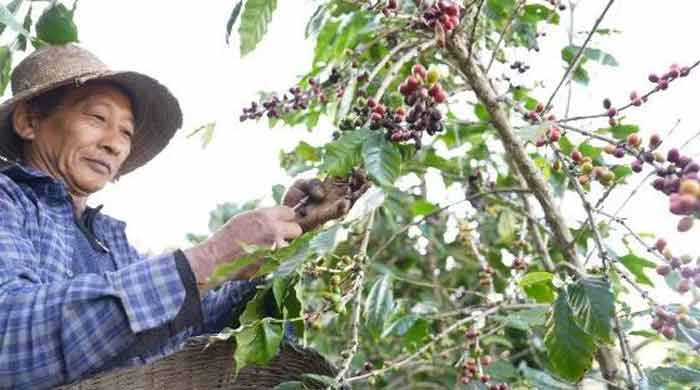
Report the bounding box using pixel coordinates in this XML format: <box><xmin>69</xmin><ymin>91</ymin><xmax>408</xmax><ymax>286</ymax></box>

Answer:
<box><xmin>21</xmin><ymin>83</ymin><xmax>135</xmax><ymax>195</ymax></box>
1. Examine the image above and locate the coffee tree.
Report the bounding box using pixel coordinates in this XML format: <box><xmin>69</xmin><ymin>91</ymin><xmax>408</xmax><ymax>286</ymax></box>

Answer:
<box><xmin>2</xmin><ymin>1</ymin><xmax>700</xmax><ymax>389</ymax></box>
<box><xmin>215</xmin><ymin>0</ymin><xmax>700</xmax><ymax>389</ymax></box>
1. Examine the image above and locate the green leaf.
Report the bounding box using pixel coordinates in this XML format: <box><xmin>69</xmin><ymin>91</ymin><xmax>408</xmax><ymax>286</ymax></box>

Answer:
<box><xmin>234</xmin><ymin>320</ymin><xmax>283</xmax><ymax>374</ymax></box>
<box><xmin>364</xmin><ymin>275</ymin><xmax>394</xmax><ymax>336</ymax></box>
<box><xmin>310</xmin><ymin>224</ymin><xmax>342</xmax><ymax>256</ymax></box>
<box><xmin>313</xmin><ymin>18</ymin><xmax>341</xmax><ymax>65</ymax></box>
<box><xmin>618</xmin><ymin>253</ymin><xmax>655</xmax><ymax>286</ymax></box>
<box><xmin>648</xmin><ymin>366</ymin><xmax>700</xmax><ymax>386</ymax></box>
<box><xmin>520</xmin><ymin>364</ymin><xmax>576</xmax><ymax>389</ymax></box>
<box><xmin>496</xmin><ymin>209</ymin><xmax>517</xmax><ymax>243</ymax></box>
<box><xmin>493</xmin><ymin>307</ymin><xmax>548</xmax><ymax>331</ymax></box>
<box><xmin>320</xmin><ymin>129</ymin><xmax>366</xmax><ymax>176</ymax></box>
<box><xmin>382</xmin><ymin>314</ymin><xmax>418</xmax><ymax>337</ymax></box>
<box><xmin>517</xmin><ymin>123</ymin><xmax>548</xmax><ymax>143</ymax></box>
<box><xmin>474</xmin><ymin>103</ymin><xmax>491</xmax><ymax>121</ymax></box>
<box><xmin>544</xmin><ymin>293</ymin><xmax>597</xmax><ymax>382</ymax></box>
<box><xmin>238</xmin><ymin>0</ymin><xmax>277</xmax><ymax>57</ymax></box>
<box><xmin>225</xmin><ymin>0</ymin><xmax>244</xmax><ymax>44</ymax></box>
<box><xmin>273</xmin><ymin>382</ymin><xmax>305</xmax><ymax>390</ymax></box>
<box><xmin>410</xmin><ymin>199</ymin><xmax>438</xmax><ymax>217</ymax></box>
<box><xmin>16</xmin><ymin>5</ymin><xmax>31</xmax><ymax>51</ymax></box>
<box><xmin>268</xmin><ymin>233</ymin><xmax>314</xmax><ymax>278</ymax></box>
<box><xmin>36</xmin><ymin>3</ymin><xmax>78</xmax><ymax>44</ymax></box>
<box><xmin>567</xmin><ymin>277</ymin><xmax>615</xmax><ymax>344</ymax></box>
<box><xmin>362</xmin><ymin>132</ymin><xmax>401</xmax><ymax>187</ymax></box>
<box><xmin>607</xmin><ymin>124</ymin><xmax>640</xmax><ymax>141</ymax></box>
<box><xmin>519</xmin><ymin>272</ymin><xmax>556</xmax><ymax>303</ymax></box>
<box><xmin>0</xmin><ymin>46</ymin><xmax>11</xmax><ymax>96</ymax></box>
<box><xmin>564</xmin><ymin>45</ymin><xmax>619</xmax><ymax>67</ymax></box>
<box><xmin>521</xmin><ymin>4</ymin><xmax>558</xmax><ymax>24</ymax></box>
<box><xmin>305</xmin><ymin>4</ymin><xmax>327</xmax><ymax>38</ymax></box>
<box><xmin>272</xmin><ymin>184</ymin><xmax>285</xmax><ymax>205</ymax></box>
<box><xmin>0</xmin><ymin>1</ymin><xmax>30</xmax><ymax>38</ymax></box>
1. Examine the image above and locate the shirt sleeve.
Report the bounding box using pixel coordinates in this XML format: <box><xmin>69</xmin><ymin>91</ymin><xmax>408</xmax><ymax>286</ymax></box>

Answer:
<box><xmin>0</xmin><ymin>186</ymin><xmax>190</xmax><ymax>389</ymax></box>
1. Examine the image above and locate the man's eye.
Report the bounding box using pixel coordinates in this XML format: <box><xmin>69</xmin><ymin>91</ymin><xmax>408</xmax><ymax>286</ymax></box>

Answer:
<box><xmin>122</xmin><ymin>130</ymin><xmax>133</xmax><ymax>139</ymax></box>
<box><xmin>90</xmin><ymin>114</ymin><xmax>106</xmax><ymax>122</ymax></box>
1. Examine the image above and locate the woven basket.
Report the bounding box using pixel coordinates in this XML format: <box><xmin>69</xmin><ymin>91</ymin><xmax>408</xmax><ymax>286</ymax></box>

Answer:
<box><xmin>56</xmin><ymin>336</ymin><xmax>337</xmax><ymax>390</ymax></box>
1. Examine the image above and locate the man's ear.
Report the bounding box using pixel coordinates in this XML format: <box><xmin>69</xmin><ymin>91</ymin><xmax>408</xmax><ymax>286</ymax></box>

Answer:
<box><xmin>12</xmin><ymin>102</ymin><xmax>38</xmax><ymax>141</ymax></box>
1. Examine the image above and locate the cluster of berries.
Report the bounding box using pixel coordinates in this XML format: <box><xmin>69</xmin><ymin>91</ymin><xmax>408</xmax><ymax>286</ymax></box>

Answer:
<box><xmin>653</xmin><ymin>239</ymin><xmax>700</xmax><ymax>294</ymax></box>
<box><xmin>649</xmin><ymin>63</ymin><xmax>691</xmax><ymax>91</ymax></box>
<box><xmin>509</xmin><ymin>61</ymin><xmax>530</xmax><ymax>74</ymax></box>
<box><xmin>569</xmin><ymin>148</ymin><xmax>617</xmax><ymax>187</ymax></box>
<box><xmin>239</xmin><ymin>68</ymin><xmax>342</xmax><ymax>122</ymax></box>
<box><xmin>460</xmin><ymin>337</ymin><xmax>510</xmax><ymax>389</ymax></box>
<box><xmin>651</xmin><ymin>305</ymin><xmax>697</xmax><ymax>340</ymax></box>
<box><xmin>641</xmin><ymin>140</ymin><xmax>700</xmax><ymax>232</ymax></box>
<box><xmin>422</xmin><ymin>0</ymin><xmax>461</xmax><ymax>32</ymax></box>
<box><xmin>338</xmin><ymin>64</ymin><xmax>447</xmax><ymax>148</ymax></box>
<box><xmin>547</xmin><ymin>0</ymin><xmax>566</xmax><ymax>11</ymax></box>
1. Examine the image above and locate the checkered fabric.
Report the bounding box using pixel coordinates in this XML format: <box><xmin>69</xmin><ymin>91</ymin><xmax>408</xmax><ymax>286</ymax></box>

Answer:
<box><xmin>0</xmin><ymin>164</ymin><xmax>256</xmax><ymax>389</ymax></box>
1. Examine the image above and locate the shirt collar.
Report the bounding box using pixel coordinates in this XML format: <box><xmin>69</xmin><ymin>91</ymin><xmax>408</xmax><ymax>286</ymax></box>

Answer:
<box><xmin>1</xmin><ymin>162</ymin><xmax>70</xmax><ymax>201</ymax></box>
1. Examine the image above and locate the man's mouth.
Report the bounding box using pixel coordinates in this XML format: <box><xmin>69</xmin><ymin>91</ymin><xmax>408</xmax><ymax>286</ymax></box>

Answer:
<box><xmin>84</xmin><ymin>158</ymin><xmax>111</xmax><ymax>174</ymax></box>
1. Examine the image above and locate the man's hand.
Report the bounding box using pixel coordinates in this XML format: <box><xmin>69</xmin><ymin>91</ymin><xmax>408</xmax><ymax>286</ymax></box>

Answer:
<box><xmin>183</xmin><ymin>206</ymin><xmax>303</xmax><ymax>292</ymax></box>
<box><xmin>283</xmin><ymin>170</ymin><xmax>370</xmax><ymax>232</ymax></box>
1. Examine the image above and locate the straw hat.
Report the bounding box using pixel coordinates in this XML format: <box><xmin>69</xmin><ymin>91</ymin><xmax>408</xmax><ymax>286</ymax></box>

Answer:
<box><xmin>0</xmin><ymin>44</ymin><xmax>183</xmax><ymax>176</ymax></box>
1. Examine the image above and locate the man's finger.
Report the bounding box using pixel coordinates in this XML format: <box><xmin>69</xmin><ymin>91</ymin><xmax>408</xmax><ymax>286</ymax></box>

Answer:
<box><xmin>278</xmin><ymin>221</ymin><xmax>303</xmax><ymax>241</ymax></box>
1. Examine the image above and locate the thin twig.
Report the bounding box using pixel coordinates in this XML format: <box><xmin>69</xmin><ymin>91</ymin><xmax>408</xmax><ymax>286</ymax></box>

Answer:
<box><xmin>544</xmin><ymin>0</ymin><xmax>616</xmax><ymax>110</ymax></box>
<box><xmin>332</xmin><ymin>210</ymin><xmax>376</xmax><ymax>387</ymax></box>
<box><xmin>485</xmin><ymin>0</ymin><xmax>525</xmax><ymax>73</ymax></box>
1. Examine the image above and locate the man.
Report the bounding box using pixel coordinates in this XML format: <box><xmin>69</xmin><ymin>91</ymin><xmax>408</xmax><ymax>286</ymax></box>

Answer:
<box><xmin>0</xmin><ymin>44</ymin><xmax>357</xmax><ymax>389</ymax></box>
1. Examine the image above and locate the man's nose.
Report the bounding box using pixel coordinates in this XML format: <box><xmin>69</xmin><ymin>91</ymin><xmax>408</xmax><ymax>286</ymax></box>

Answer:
<box><xmin>99</xmin><ymin>125</ymin><xmax>129</xmax><ymax>157</ymax></box>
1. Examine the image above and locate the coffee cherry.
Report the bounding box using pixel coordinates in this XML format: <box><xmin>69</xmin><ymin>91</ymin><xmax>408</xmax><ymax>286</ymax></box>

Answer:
<box><xmin>480</xmin><ymin>356</ymin><xmax>492</xmax><ymax>366</ymax></box>
<box><xmin>480</xmin><ymin>374</ymin><xmax>490</xmax><ymax>383</ymax></box>
<box><xmin>607</xmin><ymin>107</ymin><xmax>617</xmax><ymax>117</ymax></box>
<box><xmin>681</xmin><ymin>66</ymin><xmax>691</xmax><ymax>77</ymax></box>
<box><xmin>412</xmin><ymin>63</ymin><xmax>427</xmax><ymax>80</ymax></box>
<box><xmin>678</xmin><ymin>279</ymin><xmax>691</xmax><ymax>294</ymax></box>
<box><xmin>651</xmin><ymin>316</ymin><xmax>664</xmax><ymax>330</ymax></box>
<box><xmin>679</xmin><ymin>179</ymin><xmax>700</xmax><ymax>197</ymax></box>
<box><xmin>627</xmin><ymin>133</ymin><xmax>641</xmax><ymax>147</ymax></box>
<box><xmin>614</xmin><ymin>148</ymin><xmax>626</xmax><ymax>158</ymax></box>
<box><xmin>662</xmin><ymin>325</ymin><xmax>676</xmax><ymax>339</ymax></box>
<box><xmin>631</xmin><ymin>160</ymin><xmax>643</xmax><ymax>173</ymax></box>
<box><xmin>649</xmin><ymin>134</ymin><xmax>662</xmax><ymax>149</ymax></box>
<box><xmin>656</xmin><ymin>264</ymin><xmax>671</xmax><ymax>276</ymax></box>
<box><xmin>649</xmin><ymin>73</ymin><xmax>660</xmax><ymax>83</ymax></box>
<box><xmin>548</xmin><ymin>127</ymin><xmax>561</xmax><ymax>142</ymax></box>
<box><xmin>668</xmin><ymin>148</ymin><xmax>681</xmax><ymax>164</ymax></box>
<box><xmin>426</xmin><ymin>66</ymin><xmax>441</xmax><ymax>84</ymax></box>
<box><xmin>658</xmin><ymin>79</ymin><xmax>670</xmax><ymax>90</ymax></box>
<box><xmin>571</xmin><ymin>150</ymin><xmax>583</xmax><ymax>163</ymax></box>
<box><xmin>655</xmin><ymin>238</ymin><xmax>668</xmax><ymax>252</ymax></box>
<box><xmin>581</xmin><ymin>162</ymin><xmax>593</xmax><ymax>175</ymax></box>
<box><xmin>603</xmin><ymin>144</ymin><xmax>617</xmax><ymax>155</ymax></box>
<box><xmin>535</xmin><ymin>102</ymin><xmax>545</xmax><ymax>113</ymax></box>
<box><xmin>406</xmin><ymin>75</ymin><xmax>421</xmax><ymax>90</ymax></box>
<box><xmin>678</xmin><ymin>216</ymin><xmax>694</xmax><ymax>232</ymax></box>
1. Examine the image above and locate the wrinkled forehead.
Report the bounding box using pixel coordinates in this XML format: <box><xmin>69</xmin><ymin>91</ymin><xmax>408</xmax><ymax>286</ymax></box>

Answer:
<box><xmin>67</xmin><ymin>82</ymin><xmax>135</xmax><ymax>121</ymax></box>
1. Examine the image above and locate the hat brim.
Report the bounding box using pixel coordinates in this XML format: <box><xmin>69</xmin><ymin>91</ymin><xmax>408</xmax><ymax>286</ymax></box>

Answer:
<box><xmin>0</xmin><ymin>70</ymin><xmax>183</xmax><ymax>176</ymax></box>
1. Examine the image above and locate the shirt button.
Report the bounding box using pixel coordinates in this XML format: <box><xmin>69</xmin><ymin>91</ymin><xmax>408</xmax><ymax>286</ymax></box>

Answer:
<box><xmin>67</xmin><ymin>271</ymin><xmax>74</xmax><ymax>277</ymax></box>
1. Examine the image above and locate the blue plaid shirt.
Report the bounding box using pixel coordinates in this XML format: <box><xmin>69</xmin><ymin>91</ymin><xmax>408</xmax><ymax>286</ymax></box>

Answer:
<box><xmin>0</xmin><ymin>164</ymin><xmax>257</xmax><ymax>389</ymax></box>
